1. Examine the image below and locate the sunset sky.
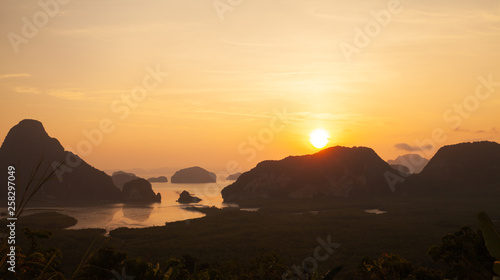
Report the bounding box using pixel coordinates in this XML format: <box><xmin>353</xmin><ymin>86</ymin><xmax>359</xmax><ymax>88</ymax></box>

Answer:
<box><xmin>1</xmin><ymin>0</ymin><xmax>500</xmax><ymax>174</ymax></box>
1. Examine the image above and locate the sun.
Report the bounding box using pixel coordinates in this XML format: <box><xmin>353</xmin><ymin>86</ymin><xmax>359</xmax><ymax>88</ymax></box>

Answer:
<box><xmin>309</xmin><ymin>129</ymin><xmax>329</xmax><ymax>149</ymax></box>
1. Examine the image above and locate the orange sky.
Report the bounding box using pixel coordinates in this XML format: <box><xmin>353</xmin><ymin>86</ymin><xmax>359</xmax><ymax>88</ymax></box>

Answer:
<box><xmin>1</xmin><ymin>0</ymin><xmax>499</xmax><ymax>174</ymax></box>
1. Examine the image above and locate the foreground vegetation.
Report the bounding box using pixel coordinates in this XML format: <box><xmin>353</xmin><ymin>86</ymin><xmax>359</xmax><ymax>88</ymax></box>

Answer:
<box><xmin>1</xmin><ymin>193</ymin><xmax>500</xmax><ymax>279</ymax></box>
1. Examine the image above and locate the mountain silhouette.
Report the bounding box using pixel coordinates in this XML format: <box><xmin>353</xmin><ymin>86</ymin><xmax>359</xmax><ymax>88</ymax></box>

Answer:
<box><xmin>390</xmin><ymin>164</ymin><xmax>410</xmax><ymax>177</ymax></box>
<box><xmin>171</xmin><ymin>166</ymin><xmax>216</xmax><ymax>183</ymax></box>
<box><xmin>0</xmin><ymin>119</ymin><xmax>121</xmax><ymax>206</ymax></box>
<box><xmin>221</xmin><ymin>146</ymin><xmax>397</xmax><ymax>202</ymax></box>
<box><xmin>176</xmin><ymin>190</ymin><xmax>202</xmax><ymax>204</ymax></box>
<box><xmin>148</xmin><ymin>176</ymin><xmax>168</xmax><ymax>183</ymax></box>
<box><xmin>405</xmin><ymin>141</ymin><xmax>500</xmax><ymax>195</ymax></box>
<box><xmin>121</xmin><ymin>178</ymin><xmax>161</xmax><ymax>202</ymax></box>
<box><xmin>226</xmin><ymin>172</ymin><xmax>242</xmax><ymax>180</ymax></box>
<box><xmin>387</xmin><ymin>154</ymin><xmax>429</xmax><ymax>174</ymax></box>
<box><xmin>112</xmin><ymin>171</ymin><xmax>139</xmax><ymax>190</ymax></box>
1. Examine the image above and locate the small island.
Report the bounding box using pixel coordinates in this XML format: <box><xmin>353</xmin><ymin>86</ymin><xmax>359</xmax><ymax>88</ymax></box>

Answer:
<box><xmin>148</xmin><ymin>176</ymin><xmax>168</xmax><ymax>183</ymax></box>
<box><xmin>112</xmin><ymin>171</ymin><xmax>138</xmax><ymax>190</ymax></box>
<box><xmin>176</xmin><ymin>190</ymin><xmax>202</xmax><ymax>204</ymax></box>
<box><xmin>171</xmin><ymin>166</ymin><xmax>216</xmax><ymax>183</ymax></box>
<box><xmin>122</xmin><ymin>178</ymin><xmax>161</xmax><ymax>203</ymax></box>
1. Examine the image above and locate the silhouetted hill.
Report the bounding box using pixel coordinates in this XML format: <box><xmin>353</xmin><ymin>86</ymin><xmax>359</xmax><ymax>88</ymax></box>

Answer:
<box><xmin>176</xmin><ymin>190</ymin><xmax>202</xmax><ymax>204</ymax></box>
<box><xmin>112</xmin><ymin>171</ymin><xmax>138</xmax><ymax>190</ymax></box>
<box><xmin>221</xmin><ymin>146</ymin><xmax>396</xmax><ymax>202</ymax></box>
<box><xmin>226</xmin><ymin>172</ymin><xmax>242</xmax><ymax>180</ymax></box>
<box><xmin>148</xmin><ymin>176</ymin><xmax>168</xmax><ymax>183</ymax></box>
<box><xmin>171</xmin><ymin>167</ymin><xmax>216</xmax><ymax>183</ymax></box>
<box><xmin>111</xmin><ymin>171</ymin><xmax>139</xmax><ymax>190</ymax></box>
<box><xmin>406</xmin><ymin>141</ymin><xmax>500</xmax><ymax>194</ymax></box>
<box><xmin>0</xmin><ymin>120</ymin><xmax>122</xmax><ymax>206</ymax></box>
<box><xmin>390</xmin><ymin>164</ymin><xmax>410</xmax><ymax>177</ymax></box>
<box><xmin>388</xmin><ymin>154</ymin><xmax>429</xmax><ymax>174</ymax></box>
<box><xmin>122</xmin><ymin>178</ymin><xmax>161</xmax><ymax>202</ymax></box>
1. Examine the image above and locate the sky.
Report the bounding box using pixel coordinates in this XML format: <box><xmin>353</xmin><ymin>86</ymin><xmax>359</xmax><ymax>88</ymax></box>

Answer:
<box><xmin>1</xmin><ymin>0</ymin><xmax>500</xmax><ymax>174</ymax></box>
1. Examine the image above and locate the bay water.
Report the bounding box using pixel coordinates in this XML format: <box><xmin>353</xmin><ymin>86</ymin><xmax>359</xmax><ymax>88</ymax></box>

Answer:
<box><xmin>23</xmin><ymin>181</ymin><xmax>235</xmax><ymax>231</ymax></box>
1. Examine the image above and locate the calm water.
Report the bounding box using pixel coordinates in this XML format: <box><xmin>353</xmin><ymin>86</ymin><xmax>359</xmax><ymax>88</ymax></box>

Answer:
<box><xmin>23</xmin><ymin>181</ymin><xmax>235</xmax><ymax>231</ymax></box>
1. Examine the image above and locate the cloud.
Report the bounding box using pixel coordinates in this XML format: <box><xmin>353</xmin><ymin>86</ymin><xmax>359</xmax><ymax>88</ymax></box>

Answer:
<box><xmin>0</xmin><ymin>73</ymin><xmax>31</xmax><ymax>79</ymax></box>
<box><xmin>304</xmin><ymin>6</ymin><xmax>361</xmax><ymax>22</ymax></box>
<box><xmin>188</xmin><ymin>110</ymin><xmax>273</xmax><ymax>120</ymax></box>
<box><xmin>187</xmin><ymin>110</ymin><xmax>360</xmax><ymax>124</ymax></box>
<box><xmin>13</xmin><ymin>86</ymin><xmax>97</xmax><ymax>101</ymax></box>
<box><xmin>454</xmin><ymin>127</ymin><xmax>484</xmax><ymax>133</ymax></box>
<box><xmin>454</xmin><ymin>127</ymin><xmax>498</xmax><ymax>134</ymax></box>
<box><xmin>47</xmin><ymin>90</ymin><xmax>85</xmax><ymax>101</ymax></box>
<box><xmin>14</xmin><ymin>86</ymin><xmax>41</xmax><ymax>94</ymax></box>
<box><xmin>221</xmin><ymin>39</ymin><xmax>277</xmax><ymax>48</ymax></box>
<box><xmin>290</xmin><ymin>111</ymin><xmax>362</xmax><ymax>123</ymax></box>
<box><xmin>394</xmin><ymin>143</ymin><xmax>433</xmax><ymax>152</ymax></box>
<box><xmin>199</xmin><ymin>69</ymin><xmax>254</xmax><ymax>75</ymax></box>
<box><xmin>264</xmin><ymin>71</ymin><xmax>332</xmax><ymax>76</ymax></box>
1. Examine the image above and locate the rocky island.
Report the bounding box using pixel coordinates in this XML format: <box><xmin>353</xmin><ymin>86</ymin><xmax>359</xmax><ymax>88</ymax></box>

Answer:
<box><xmin>148</xmin><ymin>176</ymin><xmax>168</xmax><ymax>183</ymax></box>
<box><xmin>176</xmin><ymin>190</ymin><xmax>202</xmax><ymax>204</ymax></box>
<box><xmin>171</xmin><ymin>166</ymin><xmax>216</xmax><ymax>183</ymax></box>
<box><xmin>112</xmin><ymin>171</ymin><xmax>139</xmax><ymax>190</ymax></box>
<box><xmin>122</xmin><ymin>178</ymin><xmax>161</xmax><ymax>202</ymax></box>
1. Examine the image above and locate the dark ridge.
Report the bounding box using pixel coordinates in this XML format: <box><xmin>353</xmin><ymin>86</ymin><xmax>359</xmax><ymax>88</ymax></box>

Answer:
<box><xmin>405</xmin><ymin>141</ymin><xmax>500</xmax><ymax>195</ymax></box>
<box><xmin>0</xmin><ymin>119</ymin><xmax>122</xmax><ymax>206</ymax></box>
<box><xmin>171</xmin><ymin>166</ymin><xmax>216</xmax><ymax>183</ymax></box>
<box><xmin>221</xmin><ymin>146</ymin><xmax>396</xmax><ymax>202</ymax></box>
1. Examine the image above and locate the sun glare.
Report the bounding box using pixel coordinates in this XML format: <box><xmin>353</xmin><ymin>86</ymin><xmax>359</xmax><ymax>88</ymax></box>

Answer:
<box><xmin>309</xmin><ymin>129</ymin><xmax>329</xmax><ymax>149</ymax></box>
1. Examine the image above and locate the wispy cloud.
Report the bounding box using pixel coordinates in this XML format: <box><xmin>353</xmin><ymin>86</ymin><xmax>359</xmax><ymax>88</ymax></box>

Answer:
<box><xmin>395</xmin><ymin>143</ymin><xmax>433</xmax><ymax>152</ymax></box>
<box><xmin>264</xmin><ymin>71</ymin><xmax>333</xmax><ymax>76</ymax></box>
<box><xmin>14</xmin><ymin>86</ymin><xmax>40</xmax><ymax>94</ymax></box>
<box><xmin>47</xmin><ymin>89</ymin><xmax>85</xmax><ymax>101</ymax></box>
<box><xmin>454</xmin><ymin>127</ymin><xmax>499</xmax><ymax>134</ymax></box>
<box><xmin>188</xmin><ymin>110</ymin><xmax>275</xmax><ymax>120</ymax></box>
<box><xmin>190</xmin><ymin>109</ymin><xmax>361</xmax><ymax>124</ymax></box>
<box><xmin>199</xmin><ymin>69</ymin><xmax>254</xmax><ymax>75</ymax></box>
<box><xmin>0</xmin><ymin>73</ymin><xmax>31</xmax><ymax>79</ymax></box>
<box><xmin>304</xmin><ymin>6</ymin><xmax>361</xmax><ymax>22</ymax></box>
<box><xmin>13</xmin><ymin>86</ymin><xmax>110</xmax><ymax>101</ymax></box>
<box><xmin>291</xmin><ymin>111</ymin><xmax>362</xmax><ymax>123</ymax></box>
<box><xmin>222</xmin><ymin>39</ymin><xmax>277</xmax><ymax>48</ymax></box>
